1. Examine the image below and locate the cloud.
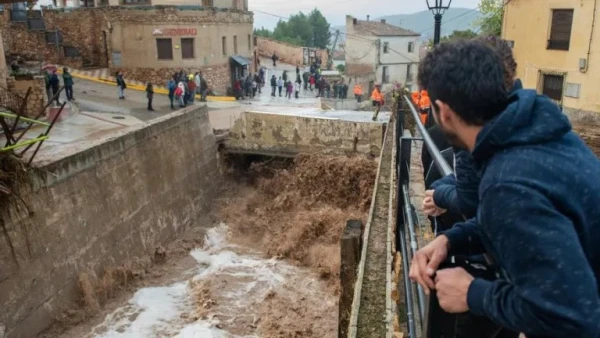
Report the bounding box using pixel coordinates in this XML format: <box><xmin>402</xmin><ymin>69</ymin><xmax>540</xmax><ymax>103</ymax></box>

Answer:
<box><xmin>251</xmin><ymin>0</ymin><xmax>480</xmax><ymax>30</ymax></box>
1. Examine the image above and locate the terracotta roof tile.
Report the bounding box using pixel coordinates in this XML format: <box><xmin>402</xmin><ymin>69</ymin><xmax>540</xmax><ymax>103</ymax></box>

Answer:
<box><xmin>353</xmin><ymin>19</ymin><xmax>420</xmax><ymax>37</ymax></box>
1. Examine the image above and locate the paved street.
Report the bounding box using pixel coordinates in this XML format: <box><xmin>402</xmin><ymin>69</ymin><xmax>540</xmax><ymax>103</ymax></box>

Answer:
<box><xmin>18</xmin><ymin>59</ymin><xmax>389</xmax><ymax>164</ymax></box>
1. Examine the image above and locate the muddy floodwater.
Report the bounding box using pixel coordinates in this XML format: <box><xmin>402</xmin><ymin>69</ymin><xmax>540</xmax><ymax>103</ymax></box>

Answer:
<box><xmin>60</xmin><ymin>225</ymin><xmax>336</xmax><ymax>338</ymax></box>
<box><xmin>45</xmin><ymin>154</ymin><xmax>376</xmax><ymax>338</ymax></box>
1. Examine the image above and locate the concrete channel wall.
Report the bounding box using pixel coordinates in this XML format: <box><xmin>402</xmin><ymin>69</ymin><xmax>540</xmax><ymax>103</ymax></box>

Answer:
<box><xmin>0</xmin><ymin>105</ymin><xmax>221</xmax><ymax>338</ymax></box>
<box><xmin>225</xmin><ymin>111</ymin><xmax>385</xmax><ymax>157</ymax></box>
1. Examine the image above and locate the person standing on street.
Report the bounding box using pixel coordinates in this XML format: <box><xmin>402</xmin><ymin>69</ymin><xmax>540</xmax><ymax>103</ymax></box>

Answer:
<box><xmin>200</xmin><ymin>75</ymin><xmax>208</xmax><ymax>102</ymax></box>
<box><xmin>277</xmin><ymin>76</ymin><xmax>283</xmax><ymax>97</ymax></box>
<box><xmin>252</xmin><ymin>76</ymin><xmax>258</xmax><ymax>98</ymax></box>
<box><xmin>294</xmin><ymin>80</ymin><xmax>300</xmax><ymax>99</ymax></box>
<box><xmin>175</xmin><ymin>81</ymin><xmax>185</xmax><ymax>108</ymax></box>
<box><xmin>45</xmin><ymin>71</ymin><xmax>52</xmax><ymax>102</ymax></box>
<box><xmin>270</xmin><ymin>75</ymin><xmax>277</xmax><ymax>97</ymax></box>
<box><xmin>286</xmin><ymin>81</ymin><xmax>293</xmax><ymax>99</ymax></box>
<box><xmin>167</xmin><ymin>78</ymin><xmax>176</xmax><ymax>109</ymax></box>
<box><xmin>272</xmin><ymin>53</ymin><xmax>278</xmax><ymax>67</ymax></box>
<box><xmin>353</xmin><ymin>83</ymin><xmax>363</xmax><ymax>102</ymax></box>
<box><xmin>342</xmin><ymin>83</ymin><xmax>349</xmax><ymax>100</ymax></box>
<box><xmin>371</xmin><ymin>84</ymin><xmax>383</xmax><ymax>121</ymax></box>
<box><xmin>49</xmin><ymin>70</ymin><xmax>60</xmax><ymax>106</ymax></box>
<box><xmin>145</xmin><ymin>82</ymin><xmax>154</xmax><ymax>111</ymax></box>
<box><xmin>194</xmin><ymin>72</ymin><xmax>201</xmax><ymax>97</ymax></box>
<box><xmin>188</xmin><ymin>74</ymin><xmax>196</xmax><ymax>104</ymax></box>
<box><xmin>116</xmin><ymin>71</ymin><xmax>126</xmax><ymax>99</ymax></box>
<box><xmin>62</xmin><ymin>67</ymin><xmax>74</xmax><ymax>101</ymax></box>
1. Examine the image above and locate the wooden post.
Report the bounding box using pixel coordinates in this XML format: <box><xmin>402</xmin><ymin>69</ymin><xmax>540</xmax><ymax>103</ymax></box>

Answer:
<box><xmin>339</xmin><ymin>219</ymin><xmax>363</xmax><ymax>338</ymax></box>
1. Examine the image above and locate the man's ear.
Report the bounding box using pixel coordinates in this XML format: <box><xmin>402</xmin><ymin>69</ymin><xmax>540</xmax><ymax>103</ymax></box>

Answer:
<box><xmin>435</xmin><ymin>99</ymin><xmax>453</xmax><ymax>124</ymax></box>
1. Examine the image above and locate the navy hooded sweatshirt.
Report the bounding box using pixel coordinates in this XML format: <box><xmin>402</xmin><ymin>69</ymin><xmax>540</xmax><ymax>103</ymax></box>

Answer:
<box><xmin>431</xmin><ymin>79</ymin><xmax>525</xmax><ymax>219</ymax></box>
<box><xmin>443</xmin><ymin>89</ymin><xmax>600</xmax><ymax>337</ymax></box>
<box><xmin>431</xmin><ymin>149</ymin><xmax>479</xmax><ymax>218</ymax></box>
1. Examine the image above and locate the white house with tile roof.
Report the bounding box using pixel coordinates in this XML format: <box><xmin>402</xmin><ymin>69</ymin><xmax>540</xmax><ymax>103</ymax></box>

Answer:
<box><xmin>344</xmin><ymin>15</ymin><xmax>420</xmax><ymax>92</ymax></box>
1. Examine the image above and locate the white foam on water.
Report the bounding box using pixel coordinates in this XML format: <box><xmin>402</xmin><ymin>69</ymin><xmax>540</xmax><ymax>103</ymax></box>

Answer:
<box><xmin>88</xmin><ymin>223</ymin><xmax>300</xmax><ymax>338</ymax></box>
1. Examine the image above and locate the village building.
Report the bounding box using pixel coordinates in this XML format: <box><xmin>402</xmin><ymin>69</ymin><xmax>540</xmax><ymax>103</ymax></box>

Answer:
<box><xmin>344</xmin><ymin>15</ymin><xmax>420</xmax><ymax>93</ymax></box>
<box><xmin>502</xmin><ymin>0</ymin><xmax>600</xmax><ymax>118</ymax></box>
<box><xmin>331</xmin><ymin>50</ymin><xmax>345</xmax><ymax>70</ymax></box>
<box><xmin>0</xmin><ymin>1</ymin><xmax>253</xmax><ymax>94</ymax></box>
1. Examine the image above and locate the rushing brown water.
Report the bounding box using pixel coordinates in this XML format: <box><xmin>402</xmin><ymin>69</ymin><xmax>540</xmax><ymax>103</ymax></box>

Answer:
<box><xmin>51</xmin><ymin>154</ymin><xmax>377</xmax><ymax>338</ymax></box>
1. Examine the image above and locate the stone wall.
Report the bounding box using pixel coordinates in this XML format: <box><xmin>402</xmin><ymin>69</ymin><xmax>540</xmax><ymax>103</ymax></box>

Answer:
<box><xmin>256</xmin><ymin>36</ymin><xmax>329</xmax><ymax>67</ymax></box>
<box><xmin>0</xmin><ymin>6</ymin><xmax>253</xmax><ymax>70</ymax></box>
<box><xmin>226</xmin><ymin>111</ymin><xmax>384</xmax><ymax>157</ymax></box>
<box><xmin>5</xmin><ymin>76</ymin><xmax>47</xmax><ymax>118</ymax></box>
<box><xmin>0</xmin><ymin>10</ymin><xmax>99</xmax><ymax>68</ymax></box>
<box><xmin>111</xmin><ymin>62</ymin><xmax>232</xmax><ymax>95</ymax></box>
<box><xmin>0</xmin><ymin>105</ymin><xmax>221</xmax><ymax>338</ymax></box>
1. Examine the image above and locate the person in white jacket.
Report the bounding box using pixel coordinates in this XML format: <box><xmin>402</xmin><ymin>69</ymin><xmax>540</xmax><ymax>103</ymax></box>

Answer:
<box><xmin>294</xmin><ymin>81</ymin><xmax>300</xmax><ymax>99</ymax></box>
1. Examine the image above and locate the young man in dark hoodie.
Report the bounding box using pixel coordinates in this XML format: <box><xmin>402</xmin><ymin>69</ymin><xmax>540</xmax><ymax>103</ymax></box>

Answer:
<box><xmin>409</xmin><ymin>39</ymin><xmax>600</xmax><ymax>338</ymax></box>
<box><xmin>423</xmin><ymin>36</ymin><xmax>522</xmax><ymax>226</ymax></box>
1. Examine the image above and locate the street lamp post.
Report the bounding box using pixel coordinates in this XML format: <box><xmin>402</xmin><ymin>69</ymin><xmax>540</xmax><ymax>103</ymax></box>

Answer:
<box><xmin>426</xmin><ymin>0</ymin><xmax>452</xmax><ymax>45</ymax></box>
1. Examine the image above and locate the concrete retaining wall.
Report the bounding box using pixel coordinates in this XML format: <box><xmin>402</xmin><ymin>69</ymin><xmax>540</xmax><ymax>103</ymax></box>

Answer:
<box><xmin>225</xmin><ymin>111</ymin><xmax>384</xmax><ymax>157</ymax></box>
<box><xmin>0</xmin><ymin>105</ymin><xmax>220</xmax><ymax>338</ymax></box>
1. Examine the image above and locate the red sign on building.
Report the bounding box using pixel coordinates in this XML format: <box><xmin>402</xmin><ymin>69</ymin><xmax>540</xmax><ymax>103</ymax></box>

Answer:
<box><xmin>152</xmin><ymin>28</ymin><xmax>198</xmax><ymax>36</ymax></box>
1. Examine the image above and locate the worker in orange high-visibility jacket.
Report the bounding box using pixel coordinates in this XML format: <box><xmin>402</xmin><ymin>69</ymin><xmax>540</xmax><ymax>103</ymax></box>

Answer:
<box><xmin>411</xmin><ymin>91</ymin><xmax>421</xmax><ymax>107</ymax></box>
<box><xmin>371</xmin><ymin>84</ymin><xmax>384</xmax><ymax>121</ymax></box>
<box><xmin>418</xmin><ymin>90</ymin><xmax>431</xmax><ymax>125</ymax></box>
<box><xmin>353</xmin><ymin>84</ymin><xmax>363</xmax><ymax>103</ymax></box>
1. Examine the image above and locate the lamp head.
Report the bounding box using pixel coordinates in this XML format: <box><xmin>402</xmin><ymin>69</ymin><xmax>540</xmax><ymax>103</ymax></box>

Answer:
<box><xmin>426</xmin><ymin>0</ymin><xmax>452</xmax><ymax>15</ymax></box>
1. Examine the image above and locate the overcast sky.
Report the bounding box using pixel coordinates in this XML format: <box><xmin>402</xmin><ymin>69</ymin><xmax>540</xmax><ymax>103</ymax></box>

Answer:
<box><xmin>251</xmin><ymin>0</ymin><xmax>481</xmax><ymax>30</ymax></box>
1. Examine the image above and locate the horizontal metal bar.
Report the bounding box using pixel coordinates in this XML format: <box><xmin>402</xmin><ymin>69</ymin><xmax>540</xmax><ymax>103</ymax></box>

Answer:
<box><xmin>1</xmin><ymin>135</ymin><xmax>48</xmax><ymax>152</ymax></box>
<box><xmin>0</xmin><ymin>112</ymin><xmax>50</xmax><ymax>127</ymax></box>
<box><xmin>401</xmin><ymin>137</ymin><xmax>424</xmax><ymax>141</ymax></box>
<box><xmin>402</xmin><ymin>95</ymin><xmax>453</xmax><ymax>176</ymax></box>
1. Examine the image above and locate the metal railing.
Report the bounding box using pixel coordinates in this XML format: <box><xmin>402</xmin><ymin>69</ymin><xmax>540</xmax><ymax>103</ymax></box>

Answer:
<box><xmin>395</xmin><ymin>96</ymin><xmax>503</xmax><ymax>338</ymax></box>
<box><xmin>395</xmin><ymin>95</ymin><xmax>454</xmax><ymax>338</ymax></box>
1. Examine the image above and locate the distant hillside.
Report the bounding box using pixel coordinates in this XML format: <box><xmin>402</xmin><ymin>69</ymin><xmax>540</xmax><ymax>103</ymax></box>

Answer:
<box><xmin>334</xmin><ymin>8</ymin><xmax>481</xmax><ymax>42</ymax></box>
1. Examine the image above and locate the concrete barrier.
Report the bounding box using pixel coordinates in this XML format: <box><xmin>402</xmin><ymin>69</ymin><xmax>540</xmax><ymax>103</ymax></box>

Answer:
<box><xmin>0</xmin><ymin>105</ymin><xmax>221</xmax><ymax>338</ymax></box>
<box><xmin>225</xmin><ymin>111</ymin><xmax>385</xmax><ymax>157</ymax></box>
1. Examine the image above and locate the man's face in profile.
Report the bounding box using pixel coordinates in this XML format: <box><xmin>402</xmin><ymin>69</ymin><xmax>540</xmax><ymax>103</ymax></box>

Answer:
<box><xmin>431</xmin><ymin>101</ymin><xmax>467</xmax><ymax>150</ymax></box>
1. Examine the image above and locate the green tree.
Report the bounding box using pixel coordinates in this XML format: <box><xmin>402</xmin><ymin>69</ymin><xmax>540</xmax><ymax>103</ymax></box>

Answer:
<box><xmin>281</xmin><ymin>12</ymin><xmax>314</xmax><ymax>45</ymax></box>
<box><xmin>251</xmin><ymin>9</ymin><xmax>331</xmax><ymax>47</ymax></box>
<box><xmin>474</xmin><ymin>0</ymin><xmax>503</xmax><ymax>36</ymax></box>
<box><xmin>254</xmin><ymin>27</ymin><xmax>272</xmax><ymax>38</ymax></box>
<box><xmin>308</xmin><ymin>9</ymin><xmax>332</xmax><ymax>49</ymax></box>
<box><xmin>336</xmin><ymin>64</ymin><xmax>345</xmax><ymax>73</ymax></box>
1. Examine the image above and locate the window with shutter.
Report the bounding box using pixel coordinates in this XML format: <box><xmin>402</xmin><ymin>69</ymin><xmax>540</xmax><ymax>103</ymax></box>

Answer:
<box><xmin>548</xmin><ymin>9</ymin><xmax>574</xmax><ymax>50</ymax></box>
<box><xmin>156</xmin><ymin>38</ymin><xmax>173</xmax><ymax>60</ymax></box>
<box><xmin>542</xmin><ymin>74</ymin><xmax>564</xmax><ymax>101</ymax></box>
<box><xmin>181</xmin><ymin>38</ymin><xmax>194</xmax><ymax>59</ymax></box>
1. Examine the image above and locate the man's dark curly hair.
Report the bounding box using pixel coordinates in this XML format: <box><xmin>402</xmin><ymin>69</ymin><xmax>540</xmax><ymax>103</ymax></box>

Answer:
<box><xmin>475</xmin><ymin>35</ymin><xmax>518</xmax><ymax>90</ymax></box>
<box><xmin>417</xmin><ymin>39</ymin><xmax>509</xmax><ymax>126</ymax></box>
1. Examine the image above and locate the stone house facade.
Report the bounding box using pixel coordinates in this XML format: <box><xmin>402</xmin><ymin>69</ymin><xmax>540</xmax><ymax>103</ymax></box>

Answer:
<box><xmin>344</xmin><ymin>15</ymin><xmax>420</xmax><ymax>93</ymax></box>
<box><xmin>0</xmin><ymin>4</ymin><xmax>253</xmax><ymax>94</ymax></box>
